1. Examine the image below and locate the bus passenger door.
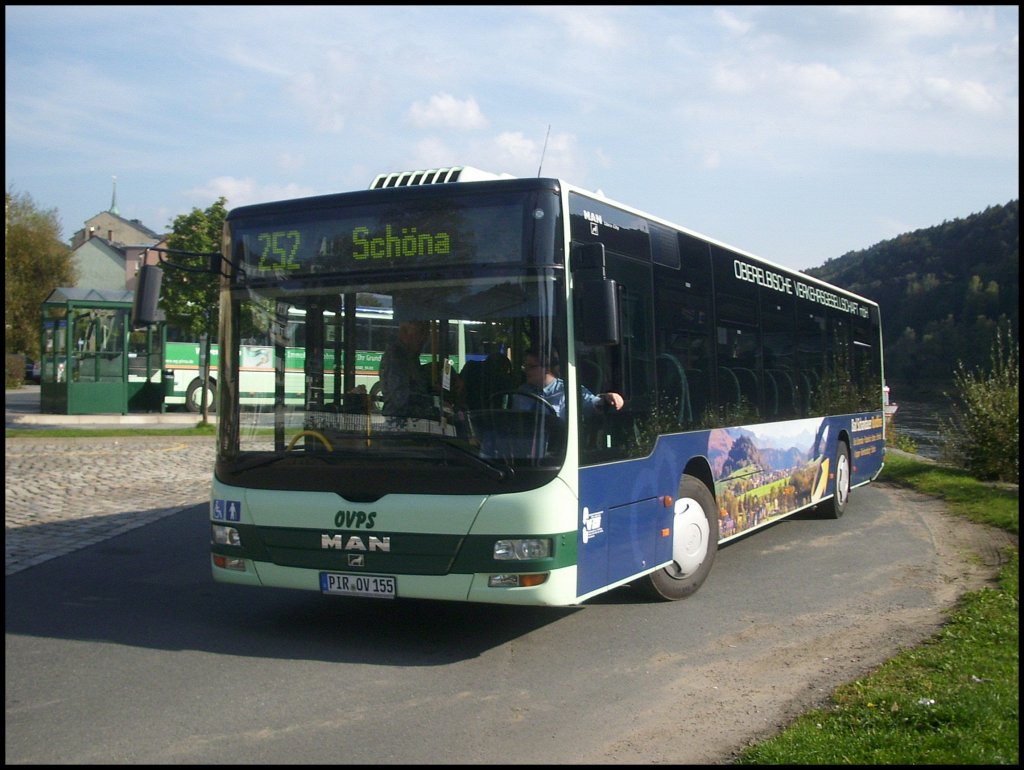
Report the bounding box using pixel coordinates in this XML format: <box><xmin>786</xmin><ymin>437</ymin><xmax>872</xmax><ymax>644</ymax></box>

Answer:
<box><xmin>575</xmin><ymin>248</ymin><xmax>659</xmax><ymax>593</ymax></box>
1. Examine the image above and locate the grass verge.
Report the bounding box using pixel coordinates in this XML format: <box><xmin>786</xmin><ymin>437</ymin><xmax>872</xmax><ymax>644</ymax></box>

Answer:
<box><xmin>736</xmin><ymin>451</ymin><xmax>1019</xmax><ymax>765</ymax></box>
<box><xmin>5</xmin><ymin>423</ymin><xmax>217</xmax><ymax>438</ymax></box>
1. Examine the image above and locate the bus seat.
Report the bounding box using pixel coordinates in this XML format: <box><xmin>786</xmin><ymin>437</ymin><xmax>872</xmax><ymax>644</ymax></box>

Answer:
<box><xmin>801</xmin><ymin>370</ymin><xmax>819</xmax><ymax>415</ymax></box>
<box><xmin>460</xmin><ymin>360</ymin><xmax>484</xmax><ymax>408</ymax></box>
<box><xmin>464</xmin><ymin>354</ymin><xmax>515</xmax><ymax>410</ymax></box>
<box><xmin>733</xmin><ymin>366</ymin><xmax>761</xmax><ymax>416</ymax></box>
<box><xmin>657</xmin><ymin>353</ymin><xmax>692</xmax><ymax>424</ymax></box>
<box><xmin>718</xmin><ymin>366</ymin><xmax>741</xmax><ymax>409</ymax></box>
<box><xmin>483</xmin><ymin>353</ymin><xmax>514</xmax><ymax>402</ymax></box>
<box><xmin>764</xmin><ymin>370</ymin><xmax>779</xmax><ymax>417</ymax></box>
<box><xmin>768</xmin><ymin>368</ymin><xmax>797</xmax><ymax>417</ymax></box>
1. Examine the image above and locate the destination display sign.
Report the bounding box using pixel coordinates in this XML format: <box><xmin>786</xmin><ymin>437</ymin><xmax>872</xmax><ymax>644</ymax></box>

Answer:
<box><xmin>229</xmin><ymin>198</ymin><xmax>531</xmax><ymax>277</ymax></box>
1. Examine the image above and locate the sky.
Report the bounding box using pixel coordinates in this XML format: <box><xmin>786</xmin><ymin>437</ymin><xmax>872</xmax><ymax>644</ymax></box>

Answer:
<box><xmin>5</xmin><ymin>5</ymin><xmax>1019</xmax><ymax>272</ymax></box>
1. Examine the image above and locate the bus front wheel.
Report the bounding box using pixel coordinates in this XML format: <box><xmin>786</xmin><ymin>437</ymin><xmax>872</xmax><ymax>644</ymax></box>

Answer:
<box><xmin>639</xmin><ymin>474</ymin><xmax>719</xmax><ymax>601</ymax></box>
<box><xmin>816</xmin><ymin>440</ymin><xmax>851</xmax><ymax>519</ymax></box>
<box><xmin>186</xmin><ymin>378</ymin><xmax>216</xmax><ymax>413</ymax></box>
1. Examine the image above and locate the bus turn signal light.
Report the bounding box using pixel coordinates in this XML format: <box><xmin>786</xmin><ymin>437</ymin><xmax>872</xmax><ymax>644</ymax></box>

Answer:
<box><xmin>488</xmin><ymin>573</ymin><xmax>549</xmax><ymax>588</ymax></box>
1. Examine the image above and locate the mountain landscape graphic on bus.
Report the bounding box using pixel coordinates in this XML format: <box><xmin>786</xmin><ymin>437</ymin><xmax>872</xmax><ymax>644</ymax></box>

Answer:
<box><xmin>707</xmin><ymin>417</ymin><xmax>830</xmax><ymax>538</ymax></box>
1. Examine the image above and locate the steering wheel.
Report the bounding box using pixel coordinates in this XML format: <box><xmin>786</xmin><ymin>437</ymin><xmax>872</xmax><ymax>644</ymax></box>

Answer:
<box><xmin>486</xmin><ymin>390</ymin><xmax>567</xmax><ymax>462</ymax></box>
<box><xmin>287</xmin><ymin>430</ymin><xmax>334</xmax><ymax>452</ymax></box>
<box><xmin>489</xmin><ymin>389</ymin><xmax>559</xmax><ymax>417</ymax></box>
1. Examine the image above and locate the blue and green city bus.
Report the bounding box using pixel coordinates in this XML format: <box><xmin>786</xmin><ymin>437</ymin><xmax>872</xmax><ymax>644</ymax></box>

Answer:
<box><xmin>209</xmin><ymin>166</ymin><xmax>886</xmax><ymax>605</ymax></box>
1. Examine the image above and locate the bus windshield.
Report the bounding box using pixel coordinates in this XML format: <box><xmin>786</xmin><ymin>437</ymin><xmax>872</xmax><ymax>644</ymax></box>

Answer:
<box><xmin>217</xmin><ymin>185</ymin><xmax>569</xmax><ymax>494</ymax></box>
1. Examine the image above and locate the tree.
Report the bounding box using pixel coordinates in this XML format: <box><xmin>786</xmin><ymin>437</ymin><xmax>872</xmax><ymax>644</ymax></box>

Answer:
<box><xmin>940</xmin><ymin>324</ymin><xmax>1019</xmax><ymax>483</ymax></box>
<box><xmin>5</xmin><ymin>188</ymin><xmax>77</xmax><ymax>358</ymax></box>
<box><xmin>160</xmin><ymin>197</ymin><xmax>228</xmax><ymax>422</ymax></box>
<box><xmin>161</xmin><ymin>197</ymin><xmax>227</xmax><ymax>338</ymax></box>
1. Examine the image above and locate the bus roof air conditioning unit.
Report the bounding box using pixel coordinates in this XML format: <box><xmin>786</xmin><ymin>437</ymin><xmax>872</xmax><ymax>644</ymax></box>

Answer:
<box><xmin>369</xmin><ymin>166</ymin><xmax>514</xmax><ymax>189</ymax></box>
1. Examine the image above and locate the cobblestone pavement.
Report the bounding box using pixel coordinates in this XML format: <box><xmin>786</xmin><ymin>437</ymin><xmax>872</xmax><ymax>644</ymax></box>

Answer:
<box><xmin>5</xmin><ymin>435</ymin><xmax>216</xmax><ymax>575</ymax></box>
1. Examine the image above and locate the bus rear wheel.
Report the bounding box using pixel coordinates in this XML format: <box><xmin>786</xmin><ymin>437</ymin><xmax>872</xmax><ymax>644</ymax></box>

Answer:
<box><xmin>639</xmin><ymin>474</ymin><xmax>719</xmax><ymax>601</ymax></box>
<box><xmin>186</xmin><ymin>378</ymin><xmax>216</xmax><ymax>413</ymax></box>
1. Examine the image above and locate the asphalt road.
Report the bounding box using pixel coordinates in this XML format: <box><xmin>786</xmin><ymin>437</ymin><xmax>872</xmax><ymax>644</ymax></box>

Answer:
<box><xmin>6</xmin><ymin>479</ymin><xmax>1008</xmax><ymax>764</ymax></box>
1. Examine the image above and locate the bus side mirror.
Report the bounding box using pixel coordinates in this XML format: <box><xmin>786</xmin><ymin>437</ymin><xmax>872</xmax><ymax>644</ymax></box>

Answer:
<box><xmin>576</xmin><ymin>278</ymin><xmax>621</xmax><ymax>346</ymax></box>
<box><xmin>132</xmin><ymin>264</ymin><xmax>164</xmax><ymax>328</ymax></box>
<box><xmin>572</xmin><ymin>242</ymin><xmax>621</xmax><ymax>346</ymax></box>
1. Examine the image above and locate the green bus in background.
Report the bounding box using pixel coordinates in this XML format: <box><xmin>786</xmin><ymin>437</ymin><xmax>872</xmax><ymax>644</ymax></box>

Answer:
<box><xmin>164</xmin><ymin>307</ymin><xmax>474</xmax><ymax>412</ymax></box>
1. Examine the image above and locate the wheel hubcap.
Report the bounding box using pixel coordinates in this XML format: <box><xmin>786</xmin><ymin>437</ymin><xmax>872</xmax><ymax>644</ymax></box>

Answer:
<box><xmin>836</xmin><ymin>453</ymin><xmax>850</xmax><ymax>506</ymax></box>
<box><xmin>672</xmin><ymin>497</ymin><xmax>709</xmax><ymax>577</ymax></box>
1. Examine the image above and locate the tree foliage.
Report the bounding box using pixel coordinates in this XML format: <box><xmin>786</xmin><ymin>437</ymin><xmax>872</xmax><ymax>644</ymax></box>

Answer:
<box><xmin>160</xmin><ymin>197</ymin><xmax>227</xmax><ymax>340</ymax></box>
<box><xmin>940</xmin><ymin>324</ymin><xmax>1019</xmax><ymax>483</ymax></box>
<box><xmin>5</xmin><ymin>188</ymin><xmax>77</xmax><ymax>357</ymax></box>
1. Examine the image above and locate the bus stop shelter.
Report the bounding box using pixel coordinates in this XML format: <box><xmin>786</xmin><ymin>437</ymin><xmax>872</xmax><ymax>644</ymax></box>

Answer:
<box><xmin>39</xmin><ymin>287</ymin><xmax>166</xmax><ymax>415</ymax></box>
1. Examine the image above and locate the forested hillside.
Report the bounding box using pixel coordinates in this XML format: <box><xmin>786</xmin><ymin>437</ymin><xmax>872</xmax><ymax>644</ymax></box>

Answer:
<box><xmin>806</xmin><ymin>199</ymin><xmax>1019</xmax><ymax>398</ymax></box>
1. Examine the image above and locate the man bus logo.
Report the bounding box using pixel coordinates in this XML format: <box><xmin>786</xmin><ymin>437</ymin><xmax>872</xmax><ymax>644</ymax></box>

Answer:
<box><xmin>321</xmin><ymin>533</ymin><xmax>391</xmax><ymax>552</ymax></box>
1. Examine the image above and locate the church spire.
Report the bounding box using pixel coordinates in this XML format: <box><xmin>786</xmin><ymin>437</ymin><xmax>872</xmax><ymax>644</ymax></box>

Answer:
<box><xmin>110</xmin><ymin>175</ymin><xmax>120</xmax><ymax>216</ymax></box>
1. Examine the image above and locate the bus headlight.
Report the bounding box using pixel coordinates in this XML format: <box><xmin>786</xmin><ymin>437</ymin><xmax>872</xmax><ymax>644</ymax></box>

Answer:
<box><xmin>493</xmin><ymin>538</ymin><xmax>551</xmax><ymax>560</ymax></box>
<box><xmin>212</xmin><ymin>524</ymin><xmax>242</xmax><ymax>547</ymax></box>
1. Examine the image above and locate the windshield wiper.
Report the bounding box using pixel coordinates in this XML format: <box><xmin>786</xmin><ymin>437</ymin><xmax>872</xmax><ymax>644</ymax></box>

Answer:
<box><xmin>230</xmin><ymin>450</ymin><xmax>333</xmax><ymax>473</ymax></box>
<box><xmin>436</xmin><ymin>438</ymin><xmax>513</xmax><ymax>481</ymax></box>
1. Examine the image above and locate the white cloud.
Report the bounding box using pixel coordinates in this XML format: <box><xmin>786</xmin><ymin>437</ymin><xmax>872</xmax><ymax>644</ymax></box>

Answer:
<box><xmin>190</xmin><ymin>177</ymin><xmax>316</xmax><ymax>209</ymax></box>
<box><xmin>407</xmin><ymin>94</ymin><xmax>488</xmax><ymax>130</ymax></box>
<box><xmin>276</xmin><ymin>152</ymin><xmax>306</xmax><ymax>173</ymax></box>
<box><xmin>402</xmin><ymin>129</ymin><xmax>581</xmax><ymax>181</ymax></box>
<box><xmin>492</xmin><ymin>131</ymin><xmax>539</xmax><ymax>165</ymax></box>
<box><xmin>409</xmin><ymin>138</ymin><xmax>460</xmax><ymax>171</ymax></box>
<box><xmin>529</xmin><ymin>6</ymin><xmax>630</xmax><ymax>48</ymax></box>
<box><xmin>714</xmin><ymin>8</ymin><xmax>753</xmax><ymax>36</ymax></box>
<box><xmin>843</xmin><ymin>5</ymin><xmax>969</xmax><ymax>41</ymax></box>
<box><xmin>485</xmin><ymin>130</ymin><xmax>582</xmax><ymax>180</ymax></box>
<box><xmin>922</xmin><ymin>77</ymin><xmax>1001</xmax><ymax>114</ymax></box>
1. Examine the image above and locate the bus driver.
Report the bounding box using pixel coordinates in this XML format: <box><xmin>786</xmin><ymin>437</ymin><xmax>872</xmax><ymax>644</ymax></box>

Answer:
<box><xmin>514</xmin><ymin>348</ymin><xmax>624</xmax><ymax>419</ymax></box>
